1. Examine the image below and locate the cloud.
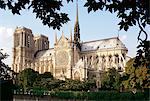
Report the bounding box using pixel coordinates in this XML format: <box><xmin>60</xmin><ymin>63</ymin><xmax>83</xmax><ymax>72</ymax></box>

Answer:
<box><xmin>0</xmin><ymin>26</ymin><xmax>14</xmax><ymax>66</ymax></box>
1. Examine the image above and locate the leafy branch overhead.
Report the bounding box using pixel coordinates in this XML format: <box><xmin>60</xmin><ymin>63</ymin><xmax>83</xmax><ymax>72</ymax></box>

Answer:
<box><xmin>0</xmin><ymin>49</ymin><xmax>15</xmax><ymax>80</ymax></box>
<box><xmin>85</xmin><ymin>0</ymin><xmax>149</xmax><ymax>32</ymax></box>
<box><xmin>0</xmin><ymin>0</ymin><xmax>73</xmax><ymax>30</ymax></box>
<box><xmin>0</xmin><ymin>0</ymin><xmax>149</xmax><ymax>32</ymax></box>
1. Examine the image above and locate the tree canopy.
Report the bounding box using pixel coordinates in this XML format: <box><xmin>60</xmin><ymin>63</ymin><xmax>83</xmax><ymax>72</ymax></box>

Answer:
<box><xmin>101</xmin><ymin>67</ymin><xmax>121</xmax><ymax>90</ymax></box>
<box><xmin>0</xmin><ymin>49</ymin><xmax>15</xmax><ymax>80</ymax></box>
<box><xmin>16</xmin><ymin>68</ymin><xmax>39</xmax><ymax>91</ymax></box>
<box><xmin>122</xmin><ymin>58</ymin><xmax>150</xmax><ymax>90</ymax></box>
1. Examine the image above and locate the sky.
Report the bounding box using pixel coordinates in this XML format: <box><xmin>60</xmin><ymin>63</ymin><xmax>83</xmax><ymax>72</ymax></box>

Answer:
<box><xmin>0</xmin><ymin>1</ymin><xmax>149</xmax><ymax>66</ymax></box>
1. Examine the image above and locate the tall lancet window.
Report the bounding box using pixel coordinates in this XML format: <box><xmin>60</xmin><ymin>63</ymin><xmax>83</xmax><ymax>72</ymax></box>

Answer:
<box><xmin>16</xmin><ymin>34</ymin><xmax>20</xmax><ymax>47</ymax></box>
<box><xmin>44</xmin><ymin>41</ymin><xmax>47</xmax><ymax>49</ymax></box>
<box><xmin>27</xmin><ymin>35</ymin><xmax>30</xmax><ymax>47</ymax></box>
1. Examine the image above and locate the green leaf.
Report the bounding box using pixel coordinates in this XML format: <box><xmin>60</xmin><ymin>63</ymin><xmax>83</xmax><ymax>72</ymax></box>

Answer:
<box><xmin>124</xmin><ymin>24</ymin><xmax>129</xmax><ymax>31</ymax></box>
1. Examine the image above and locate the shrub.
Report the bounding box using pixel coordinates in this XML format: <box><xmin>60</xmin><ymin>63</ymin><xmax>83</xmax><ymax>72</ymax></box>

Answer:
<box><xmin>48</xmin><ymin>91</ymin><xmax>149</xmax><ymax>101</ymax></box>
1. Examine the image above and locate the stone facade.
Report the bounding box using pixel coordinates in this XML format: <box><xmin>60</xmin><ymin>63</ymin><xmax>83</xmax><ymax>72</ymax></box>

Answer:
<box><xmin>12</xmin><ymin>3</ymin><xmax>130</xmax><ymax>81</ymax></box>
<box><xmin>12</xmin><ymin>27</ymin><xmax>130</xmax><ymax>81</ymax></box>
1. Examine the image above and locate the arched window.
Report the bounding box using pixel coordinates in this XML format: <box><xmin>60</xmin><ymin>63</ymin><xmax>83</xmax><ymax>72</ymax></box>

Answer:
<box><xmin>96</xmin><ymin>55</ymin><xmax>99</xmax><ymax>64</ymax></box>
<box><xmin>115</xmin><ymin>54</ymin><xmax>119</xmax><ymax>63</ymax></box>
<box><xmin>74</xmin><ymin>71</ymin><xmax>80</xmax><ymax>80</ymax></box>
<box><xmin>16</xmin><ymin>34</ymin><xmax>20</xmax><ymax>46</ymax></box>
<box><xmin>118</xmin><ymin>67</ymin><xmax>122</xmax><ymax>72</ymax></box>
<box><xmin>122</xmin><ymin>53</ymin><xmax>125</xmax><ymax>60</ymax></box>
<box><xmin>102</xmin><ymin>55</ymin><xmax>105</xmax><ymax>62</ymax></box>
<box><xmin>44</xmin><ymin>41</ymin><xmax>47</xmax><ymax>48</ymax></box>
<box><xmin>90</xmin><ymin>56</ymin><xmax>92</xmax><ymax>59</ymax></box>
<box><xmin>109</xmin><ymin>55</ymin><xmax>112</xmax><ymax>62</ymax></box>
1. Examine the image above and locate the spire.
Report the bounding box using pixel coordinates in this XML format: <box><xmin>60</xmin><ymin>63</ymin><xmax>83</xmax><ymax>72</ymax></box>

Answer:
<box><xmin>74</xmin><ymin>0</ymin><xmax>80</xmax><ymax>45</ymax></box>
<box><xmin>117</xmin><ymin>29</ymin><xmax>120</xmax><ymax>39</ymax></box>
<box><xmin>70</xmin><ymin>25</ymin><xmax>72</xmax><ymax>42</ymax></box>
<box><xmin>70</xmin><ymin>31</ymin><xmax>72</xmax><ymax>42</ymax></box>
<box><xmin>76</xmin><ymin>0</ymin><xmax>79</xmax><ymax>23</ymax></box>
<box><xmin>70</xmin><ymin>29</ymin><xmax>72</xmax><ymax>44</ymax></box>
<box><xmin>62</xmin><ymin>31</ymin><xmax>64</xmax><ymax>38</ymax></box>
<box><xmin>55</xmin><ymin>31</ymin><xmax>57</xmax><ymax>44</ymax></box>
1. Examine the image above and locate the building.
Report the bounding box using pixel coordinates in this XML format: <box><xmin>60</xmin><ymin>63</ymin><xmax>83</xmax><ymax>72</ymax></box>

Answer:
<box><xmin>12</xmin><ymin>2</ymin><xmax>130</xmax><ymax>81</ymax></box>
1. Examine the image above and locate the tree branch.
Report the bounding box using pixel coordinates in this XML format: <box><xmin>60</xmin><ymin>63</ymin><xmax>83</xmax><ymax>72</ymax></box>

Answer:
<box><xmin>137</xmin><ymin>19</ymin><xmax>148</xmax><ymax>41</ymax></box>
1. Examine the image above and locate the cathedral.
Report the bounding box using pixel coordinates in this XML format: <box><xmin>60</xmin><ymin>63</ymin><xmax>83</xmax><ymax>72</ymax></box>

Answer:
<box><xmin>12</xmin><ymin>3</ymin><xmax>130</xmax><ymax>81</ymax></box>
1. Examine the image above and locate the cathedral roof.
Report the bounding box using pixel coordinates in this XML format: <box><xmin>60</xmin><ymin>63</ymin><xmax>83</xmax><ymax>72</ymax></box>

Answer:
<box><xmin>81</xmin><ymin>37</ymin><xmax>127</xmax><ymax>52</ymax></box>
<box><xmin>35</xmin><ymin>48</ymin><xmax>54</xmax><ymax>59</ymax></box>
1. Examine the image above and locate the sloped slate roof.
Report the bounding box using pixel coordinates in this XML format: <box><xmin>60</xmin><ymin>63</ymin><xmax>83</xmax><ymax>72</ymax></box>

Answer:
<box><xmin>35</xmin><ymin>48</ymin><xmax>54</xmax><ymax>59</ymax></box>
<box><xmin>34</xmin><ymin>37</ymin><xmax>127</xmax><ymax>58</ymax></box>
<box><xmin>81</xmin><ymin>37</ymin><xmax>127</xmax><ymax>52</ymax></box>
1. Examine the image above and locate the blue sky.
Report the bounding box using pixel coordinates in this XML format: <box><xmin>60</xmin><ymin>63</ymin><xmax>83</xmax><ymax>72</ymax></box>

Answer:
<box><xmin>0</xmin><ymin>1</ymin><xmax>149</xmax><ymax>66</ymax></box>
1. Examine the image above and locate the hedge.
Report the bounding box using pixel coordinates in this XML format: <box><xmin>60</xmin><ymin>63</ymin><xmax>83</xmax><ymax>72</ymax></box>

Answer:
<box><xmin>14</xmin><ymin>90</ymin><xmax>149</xmax><ymax>100</ymax></box>
<box><xmin>49</xmin><ymin>91</ymin><xmax>149</xmax><ymax>101</ymax></box>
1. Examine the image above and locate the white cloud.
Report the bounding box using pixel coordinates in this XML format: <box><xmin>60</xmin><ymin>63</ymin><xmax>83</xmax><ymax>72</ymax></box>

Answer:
<box><xmin>0</xmin><ymin>26</ymin><xmax>14</xmax><ymax>66</ymax></box>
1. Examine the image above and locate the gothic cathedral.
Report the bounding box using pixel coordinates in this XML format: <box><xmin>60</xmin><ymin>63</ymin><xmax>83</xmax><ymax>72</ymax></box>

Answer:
<box><xmin>12</xmin><ymin>2</ymin><xmax>130</xmax><ymax>81</ymax></box>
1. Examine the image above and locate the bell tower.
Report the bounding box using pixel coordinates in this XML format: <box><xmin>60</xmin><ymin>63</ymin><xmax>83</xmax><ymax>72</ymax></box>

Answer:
<box><xmin>12</xmin><ymin>27</ymin><xmax>34</xmax><ymax>72</ymax></box>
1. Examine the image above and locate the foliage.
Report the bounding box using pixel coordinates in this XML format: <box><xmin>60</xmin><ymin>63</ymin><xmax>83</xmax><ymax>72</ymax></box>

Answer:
<box><xmin>16</xmin><ymin>68</ymin><xmax>39</xmax><ymax>91</ymax></box>
<box><xmin>134</xmin><ymin>40</ymin><xmax>150</xmax><ymax>68</ymax></box>
<box><xmin>33</xmin><ymin>72</ymin><xmax>54</xmax><ymax>89</ymax></box>
<box><xmin>40</xmin><ymin>72</ymin><xmax>54</xmax><ymax>79</ymax></box>
<box><xmin>16</xmin><ymin>69</ymin><xmax>57</xmax><ymax>91</ymax></box>
<box><xmin>48</xmin><ymin>91</ymin><xmax>148</xmax><ymax>101</ymax></box>
<box><xmin>122</xmin><ymin>58</ymin><xmax>150</xmax><ymax>89</ymax></box>
<box><xmin>0</xmin><ymin>49</ymin><xmax>15</xmax><ymax>80</ymax></box>
<box><xmin>0</xmin><ymin>80</ymin><xmax>13</xmax><ymax>100</ymax></box>
<box><xmin>16</xmin><ymin>68</ymin><xmax>96</xmax><ymax>92</ymax></box>
<box><xmin>0</xmin><ymin>0</ymin><xmax>74</xmax><ymax>29</ymax></box>
<box><xmin>0</xmin><ymin>49</ymin><xmax>16</xmax><ymax>100</ymax></box>
<box><xmin>84</xmin><ymin>0</ymin><xmax>149</xmax><ymax>31</ymax></box>
<box><xmin>1</xmin><ymin>0</ymin><xmax>149</xmax><ymax>31</ymax></box>
<box><xmin>101</xmin><ymin>67</ymin><xmax>121</xmax><ymax>90</ymax></box>
<box><xmin>32</xmin><ymin>86</ymin><xmax>47</xmax><ymax>96</ymax></box>
<box><xmin>58</xmin><ymin>79</ymin><xmax>96</xmax><ymax>91</ymax></box>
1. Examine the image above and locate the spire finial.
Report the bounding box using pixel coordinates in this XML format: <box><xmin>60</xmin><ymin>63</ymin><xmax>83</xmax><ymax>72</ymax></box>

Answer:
<box><xmin>76</xmin><ymin>0</ymin><xmax>79</xmax><ymax>23</ymax></box>
<box><xmin>62</xmin><ymin>30</ymin><xmax>64</xmax><ymax>38</ymax></box>
<box><xmin>117</xmin><ymin>29</ymin><xmax>120</xmax><ymax>39</ymax></box>
<box><xmin>55</xmin><ymin>31</ymin><xmax>57</xmax><ymax>44</ymax></box>
<box><xmin>70</xmin><ymin>28</ymin><xmax>72</xmax><ymax>42</ymax></box>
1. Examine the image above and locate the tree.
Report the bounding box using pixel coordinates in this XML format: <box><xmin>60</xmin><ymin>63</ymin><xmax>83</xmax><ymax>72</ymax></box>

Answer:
<box><xmin>40</xmin><ymin>72</ymin><xmax>54</xmax><ymax>79</ymax></box>
<box><xmin>0</xmin><ymin>49</ymin><xmax>15</xmax><ymax>80</ymax></box>
<box><xmin>33</xmin><ymin>72</ymin><xmax>54</xmax><ymax>90</ymax></box>
<box><xmin>101</xmin><ymin>67</ymin><xmax>121</xmax><ymax>90</ymax></box>
<box><xmin>16</xmin><ymin>68</ymin><xmax>39</xmax><ymax>91</ymax></box>
<box><xmin>0</xmin><ymin>49</ymin><xmax>17</xmax><ymax>100</ymax></box>
<box><xmin>122</xmin><ymin>58</ymin><xmax>150</xmax><ymax>90</ymax></box>
<box><xmin>56</xmin><ymin>79</ymin><xmax>96</xmax><ymax>91</ymax></box>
